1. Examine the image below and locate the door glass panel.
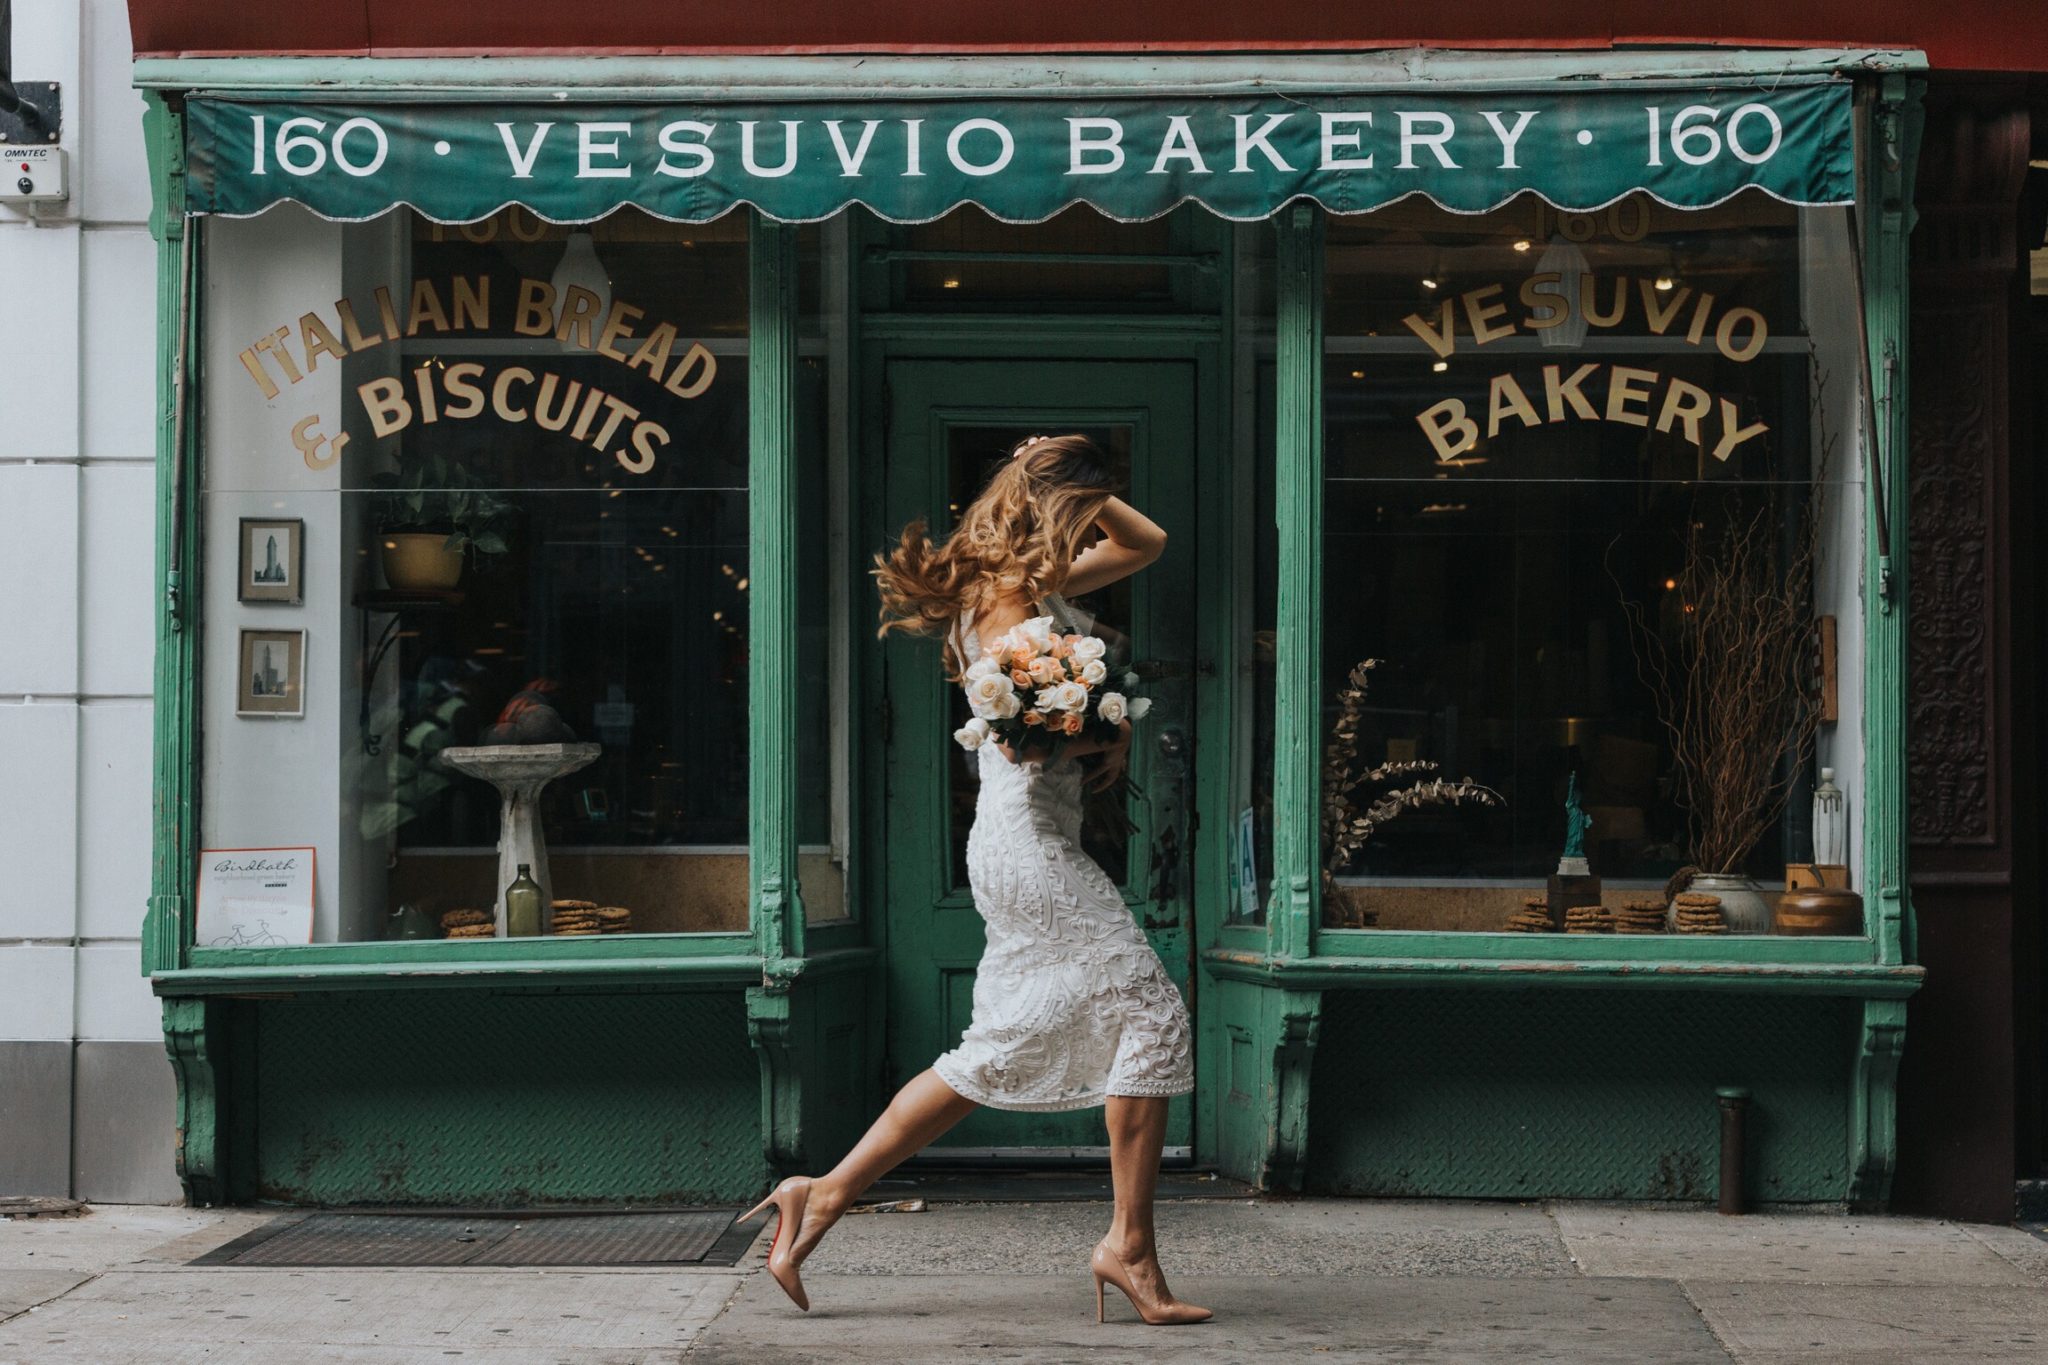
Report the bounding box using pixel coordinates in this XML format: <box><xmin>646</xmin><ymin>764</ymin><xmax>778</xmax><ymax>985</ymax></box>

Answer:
<box><xmin>944</xmin><ymin>422</ymin><xmax>1136</xmax><ymax>893</ymax></box>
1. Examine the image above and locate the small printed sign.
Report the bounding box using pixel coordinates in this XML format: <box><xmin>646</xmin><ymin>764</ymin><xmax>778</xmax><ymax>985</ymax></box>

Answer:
<box><xmin>195</xmin><ymin>847</ymin><xmax>316</xmax><ymax>947</ymax></box>
<box><xmin>1236</xmin><ymin>807</ymin><xmax>1259</xmax><ymax>921</ymax></box>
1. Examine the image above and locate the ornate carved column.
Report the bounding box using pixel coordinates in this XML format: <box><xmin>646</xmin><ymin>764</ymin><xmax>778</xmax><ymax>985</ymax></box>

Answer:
<box><xmin>1896</xmin><ymin>91</ymin><xmax>2031</xmax><ymax>1221</ymax></box>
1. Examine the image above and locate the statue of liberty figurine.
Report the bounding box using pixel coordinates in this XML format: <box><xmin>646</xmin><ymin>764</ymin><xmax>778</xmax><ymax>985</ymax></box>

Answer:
<box><xmin>1558</xmin><ymin>772</ymin><xmax>1593</xmax><ymax>875</ymax></box>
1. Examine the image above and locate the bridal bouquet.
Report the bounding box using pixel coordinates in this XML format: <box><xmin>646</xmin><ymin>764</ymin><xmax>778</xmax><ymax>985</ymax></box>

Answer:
<box><xmin>955</xmin><ymin>614</ymin><xmax>1150</xmax><ymax>755</ymax></box>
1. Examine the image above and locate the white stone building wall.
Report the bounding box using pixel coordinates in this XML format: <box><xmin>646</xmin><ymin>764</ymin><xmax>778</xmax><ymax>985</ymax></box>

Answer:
<box><xmin>0</xmin><ymin>0</ymin><xmax>180</xmax><ymax>1203</ymax></box>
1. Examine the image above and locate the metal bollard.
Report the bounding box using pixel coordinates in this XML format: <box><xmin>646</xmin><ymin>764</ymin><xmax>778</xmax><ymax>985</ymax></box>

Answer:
<box><xmin>1716</xmin><ymin>1086</ymin><xmax>1751</xmax><ymax>1215</ymax></box>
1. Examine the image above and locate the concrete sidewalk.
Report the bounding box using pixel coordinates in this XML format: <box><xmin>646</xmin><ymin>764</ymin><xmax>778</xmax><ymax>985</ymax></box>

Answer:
<box><xmin>2</xmin><ymin>1198</ymin><xmax>2044</xmax><ymax>1363</ymax></box>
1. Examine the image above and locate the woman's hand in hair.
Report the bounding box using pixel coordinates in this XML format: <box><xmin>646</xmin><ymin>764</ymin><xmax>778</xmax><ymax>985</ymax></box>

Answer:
<box><xmin>1060</xmin><ymin>496</ymin><xmax>1167</xmax><ymax>597</ymax></box>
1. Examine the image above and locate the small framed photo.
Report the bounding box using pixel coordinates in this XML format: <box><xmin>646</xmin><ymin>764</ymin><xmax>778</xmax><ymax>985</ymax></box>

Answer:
<box><xmin>237</xmin><ymin>629</ymin><xmax>306</xmax><ymax>718</ymax></box>
<box><xmin>238</xmin><ymin>517</ymin><xmax>304</xmax><ymax>604</ymax></box>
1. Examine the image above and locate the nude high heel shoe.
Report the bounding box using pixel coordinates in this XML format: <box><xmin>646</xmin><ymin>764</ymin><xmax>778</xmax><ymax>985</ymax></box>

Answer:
<box><xmin>1091</xmin><ymin>1239</ymin><xmax>1213</xmax><ymax>1325</ymax></box>
<box><xmin>738</xmin><ymin>1176</ymin><xmax>813</xmax><ymax>1311</ymax></box>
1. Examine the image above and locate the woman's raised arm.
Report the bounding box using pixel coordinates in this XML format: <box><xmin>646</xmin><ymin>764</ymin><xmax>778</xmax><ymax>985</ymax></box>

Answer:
<box><xmin>1060</xmin><ymin>497</ymin><xmax>1167</xmax><ymax>597</ymax></box>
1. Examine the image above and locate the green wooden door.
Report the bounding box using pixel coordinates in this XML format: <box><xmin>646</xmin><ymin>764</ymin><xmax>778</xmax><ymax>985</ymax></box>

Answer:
<box><xmin>880</xmin><ymin>359</ymin><xmax>1200</xmax><ymax>1154</ymax></box>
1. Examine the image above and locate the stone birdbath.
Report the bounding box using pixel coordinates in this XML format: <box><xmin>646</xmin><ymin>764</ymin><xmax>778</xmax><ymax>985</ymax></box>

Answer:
<box><xmin>436</xmin><ymin>742</ymin><xmax>600</xmax><ymax>935</ymax></box>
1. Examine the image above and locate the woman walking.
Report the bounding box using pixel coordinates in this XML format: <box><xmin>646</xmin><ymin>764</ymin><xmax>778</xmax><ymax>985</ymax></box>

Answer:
<box><xmin>736</xmin><ymin>433</ymin><xmax>1210</xmax><ymax>1326</ymax></box>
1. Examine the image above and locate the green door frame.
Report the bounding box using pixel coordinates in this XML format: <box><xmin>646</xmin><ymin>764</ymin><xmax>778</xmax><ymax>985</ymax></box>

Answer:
<box><xmin>855</xmin><ymin>304</ymin><xmax>1242</xmax><ymax>1166</ymax></box>
<box><xmin>873</xmin><ymin>356</ymin><xmax>1202</xmax><ymax>1153</ymax></box>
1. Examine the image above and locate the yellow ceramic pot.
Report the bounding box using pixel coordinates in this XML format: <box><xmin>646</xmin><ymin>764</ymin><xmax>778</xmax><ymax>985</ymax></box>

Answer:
<box><xmin>381</xmin><ymin>532</ymin><xmax>464</xmax><ymax>591</ymax></box>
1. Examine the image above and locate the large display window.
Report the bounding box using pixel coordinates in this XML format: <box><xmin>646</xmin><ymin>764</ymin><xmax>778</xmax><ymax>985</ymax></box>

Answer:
<box><xmin>1317</xmin><ymin>192</ymin><xmax>1867</xmax><ymax>938</ymax></box>
<box><xmin>196</xmin><ymin>206</ymin><xmax>843</xmax><ymax>947</ymax></box>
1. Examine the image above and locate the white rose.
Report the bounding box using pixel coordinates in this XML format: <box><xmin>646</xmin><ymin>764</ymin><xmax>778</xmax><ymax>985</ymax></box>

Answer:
<box><xmin>1013</xmin><ymin>616</ymin><xmax>1056</xmax><ymax>652</ymax></box>
<box><xmin>988</xmin><ymin>691</ymin><xmax>1022</xmax><ymax>720</ymax></box>
<box><xmin>966</xmin><ymin>673</ymin><xmax>1015</xmax><ymax>711</ymax></box>
<box><xmin>1080</xmin><ymin>658</ymin><xmax>1108</xmax><ymax>685</ymax></box>
<box><xmin>1096</xmin><ymin>692</ymin><xmax>1128</xmax><ymax>724</ymax></box>
<box><xmin>1127</xmin><ymin>696</ymin><xmax>1152</xmax><ymax>719</ymax></box>
<box><xmin>1034</xmin><ymin>686</ymin><xmax>1060</xmax><ymax>711</ymax></box>
<box><xmin>1122</xmin><ymin>671</ymin><xmax>1140</xmax><ymax>690</ymax></box>
<box><xmin>1070</xmin><ymin>635</ymin><xmax>1108</xmax><ymax>663</ymax></box>
<box><xmin>953</xmin><ymin>717</ymin><xmax>991</xmax><ymax>750</ymax></box>
<box><xmin>1050</xmin><ymin>681</ymin><xmax>1089</xmax><ymax>713</ymax></box>
<box><xmin>964</xmin><ymin>656</ymin><xmax>1001</xmax><ymax>681</ymax></box>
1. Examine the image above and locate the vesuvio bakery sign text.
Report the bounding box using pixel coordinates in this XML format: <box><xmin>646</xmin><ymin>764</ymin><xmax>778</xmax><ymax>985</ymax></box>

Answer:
<box><xmin>1407</xmin><ymin>276</ymin><xmax>1773</xmax><ymax>462</ymax></box>
<box><xmin>183</xmin><ymin>88</ymin><xmax>1856</xmax><ymax>223</ymax></box>
<box><xmin>235</xmin><ymin>106</ymin><xmax>1792</xmax><ymax>181</ymax></box>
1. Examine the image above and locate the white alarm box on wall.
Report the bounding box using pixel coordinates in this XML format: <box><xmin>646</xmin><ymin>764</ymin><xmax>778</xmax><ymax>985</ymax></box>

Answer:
<box><xmin>1</xmin><ymin>146</ymin><xmax>67</xmax><ymax>203</ymax></box>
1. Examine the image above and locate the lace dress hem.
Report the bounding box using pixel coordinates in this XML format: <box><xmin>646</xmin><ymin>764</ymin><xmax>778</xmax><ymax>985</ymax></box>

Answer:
<box><xmin>931</xmin><ymin>1056</ymin><xmax>1195</xmax><ymax>1112</ymax></box>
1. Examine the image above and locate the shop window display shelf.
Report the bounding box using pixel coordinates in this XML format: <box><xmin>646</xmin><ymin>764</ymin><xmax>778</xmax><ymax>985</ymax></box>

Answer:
<box><xmin>154</xmin><ymin>941</ymin><xmax>877</xmax><ymax>996</ymax></box>
<box><xmin>1203</xmin><ymin>946</ymin><xmax>1923</xmax><ymax>998</ymax></box>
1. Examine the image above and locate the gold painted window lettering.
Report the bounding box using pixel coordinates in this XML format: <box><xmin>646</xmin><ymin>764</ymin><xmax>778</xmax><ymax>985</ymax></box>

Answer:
<box><xmin>1318</xmin><ymin>191</ymin><xmax>1866</xmax><ymax>936</ymax></box>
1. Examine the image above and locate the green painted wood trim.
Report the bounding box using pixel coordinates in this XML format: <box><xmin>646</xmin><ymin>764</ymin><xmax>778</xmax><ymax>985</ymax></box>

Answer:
<box><xmin>186</xmin><ymin>932</ymin><xmax>753</xmax><ymax>969</ymax></box>
<box><xmin>1861</xmin><ymin>76</ymin><xmax>1922</xmax><ymax>970</ymax></box>
<box><xmin>1269</xmin><ymin>204</ymin><xmax>1323</xmax><ymax>957</ymax></box>
<box><xmin>858</xmin><ymin>315</ymin><xmax>1224</xmax><ymax>343</ymax></box>
<box><xmin>153</xmin><ymin>955</ymin><xmax>767</xmax><ymax>996</ymax></box>
<box><xmin>1848</xmin><ymin>996</ymin><xmax>1910</xmax><ymax>1207</ymax></box>
<box><xmin>145</xmin><ymin>91</ymin><xmax>197</xmax><ymax>978</ymax></box>
<box><xmin>1202</xmin><ymin>947</ymin><xmax>1925</xmax><ymax>997</ymax></box>
<box><xmin>749</xmin><ymin>210</ymin><xmax>807</xmax><ymax>967</ymax></box>
<box><xmin>131</xmin><ymin>49</ymin><xmax>1927</xmax><ymax>98</ymax></box>
<box><xmin>1848</xmin><ymin>80</ymin><xmax>1919</xmax><ymax>1208</ymax></box>
<box><xmin>1315</xmin><ymin>927</ymin><xmax>1878</xmax><ymax>964</ymax></box>
<box><xmin>160</xmin><ymin>997</ymin><xmax>223</xmax><ymax>1203</ymax></box>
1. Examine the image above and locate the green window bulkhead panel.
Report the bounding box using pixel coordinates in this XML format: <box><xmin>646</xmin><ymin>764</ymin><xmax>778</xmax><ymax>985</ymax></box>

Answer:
<box><xmin>182</xmin><ymin>84</ymin><xmax>1854</xmax><ymax>225</ymax></box>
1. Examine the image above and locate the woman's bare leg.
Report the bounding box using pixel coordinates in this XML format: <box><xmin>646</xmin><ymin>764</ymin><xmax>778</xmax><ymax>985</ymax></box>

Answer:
<box><xmin>786</xmin><ymin>1068</ymin><xmax>978</xmax><ymax>1264</ymax></box>
<box><xmin>1102</xmin><ymin>1094</ymin><xmax>1204</xmax><ymax>1308</ymax></box>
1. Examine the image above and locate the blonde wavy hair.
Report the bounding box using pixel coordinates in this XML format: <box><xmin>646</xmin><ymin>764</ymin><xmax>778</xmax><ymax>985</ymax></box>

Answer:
<box><xmin>873</xmin><ymin>433</ymin><xmax>1117</xmax><ymax>676</ymax></box>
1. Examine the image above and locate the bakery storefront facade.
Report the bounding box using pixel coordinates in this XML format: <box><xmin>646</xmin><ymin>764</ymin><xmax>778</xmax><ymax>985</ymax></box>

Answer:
<box><xmin>138</xmin><ymin>47</ymin><xmax>1927</xmax><ymax>1206</ymax></box>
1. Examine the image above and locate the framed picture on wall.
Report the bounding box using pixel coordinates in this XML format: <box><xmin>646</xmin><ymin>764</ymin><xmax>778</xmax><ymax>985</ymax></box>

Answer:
<box><xmin>238</xmin><ymin>517</ymin><xmax>304</xmax><ymax>604</ymax></box>
<box><xmin>237</xmin><ymin>629</ymin><xmax>306</xmax><ymax>718</ymax></box>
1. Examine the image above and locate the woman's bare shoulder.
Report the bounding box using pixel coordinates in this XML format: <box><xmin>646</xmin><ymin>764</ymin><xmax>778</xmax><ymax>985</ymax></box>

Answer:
<box><xmin>970</xmin><ymin>594</ymin><xmax>1033</xmax><ymax>654</ymax></box>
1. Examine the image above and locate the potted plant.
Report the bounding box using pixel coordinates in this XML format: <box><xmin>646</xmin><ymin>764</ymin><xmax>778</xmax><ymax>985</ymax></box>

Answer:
<box><xmin>1614</xmin><ymin>474</ymin><xmax>1826</xmax><ymax>933</ymax></box>
<box><xmin>371</xmin><ymin>450</ymin><xmax>516</xmax><ymax>591</ymax></box>
<box><xmin>1321</xmin><ymin>658</ymin><xmax>1503</xmax><ymax>927</ymax></box>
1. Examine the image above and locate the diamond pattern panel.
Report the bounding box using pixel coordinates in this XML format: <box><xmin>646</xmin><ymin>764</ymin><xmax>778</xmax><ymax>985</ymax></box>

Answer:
<box><xmin>1304</xmin><ymin>989</ymin><xmax>1858</xmax><ymax>1201</ymax></box>
<box><xmin>250</xmin><ymin>991</ymin><xmax>769</xmax><ymax>1205</ymax></box>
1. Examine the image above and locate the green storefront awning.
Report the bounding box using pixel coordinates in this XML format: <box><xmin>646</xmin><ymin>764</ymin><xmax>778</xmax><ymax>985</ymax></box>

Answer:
<box><xmin>184</xmin><ymin>81</ymin><xmax>1854</xmax><ymax>225</ymax></box>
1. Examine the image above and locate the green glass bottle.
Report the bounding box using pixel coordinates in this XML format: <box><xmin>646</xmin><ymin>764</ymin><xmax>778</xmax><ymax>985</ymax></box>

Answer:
<box><xmin>504</xmin><ymin>864</ymin><xmax>543</xmax><ymax>938</ymax></box>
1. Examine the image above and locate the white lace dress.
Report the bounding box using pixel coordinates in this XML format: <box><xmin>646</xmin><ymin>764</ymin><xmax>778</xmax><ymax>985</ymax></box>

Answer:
<box><xmin>929</xmin><ymin>603</ymin><xmax>1196</xmax><ymax>1111</ymax></box>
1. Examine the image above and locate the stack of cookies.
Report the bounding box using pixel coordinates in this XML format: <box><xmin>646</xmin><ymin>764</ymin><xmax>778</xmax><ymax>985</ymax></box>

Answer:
<box><xmin>1564</xmin><ymin>904</ymin><xmax>1613</xmax><ymax>934</ymax></box>
<box><xmin>596</xmin><ymin>906</ymin><xmax>633</xmax><ymax>934</ymax></box>
<box><xmin>1613</xmin><ymin>900</ymin><xmax>1669</xmax><ymax>934</ymax></box>
<box><xmin>549</xmin><ymin>900</ymin><xmax>602</xmax><ymax>936</ymax></box>
<box><xmin>1504</xmin><ymin>897</ymin><xmax>1553</xmax><ymax>932</ymax></box>
<box><xmin>441</xmin><ymin>908</ymin><xmax>494</xmax><ymax>939</ymax></box>
<box><xmin>1673</xmin><ymin>892</ymin><xmax>1727</xmax><ymax>934</ymax></box>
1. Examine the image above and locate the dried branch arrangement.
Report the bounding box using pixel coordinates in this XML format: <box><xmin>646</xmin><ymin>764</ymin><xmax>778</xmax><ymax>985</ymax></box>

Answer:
<box><xmin>1613</xmin><ymin>476</ymin><xmax>1825</xmax><ymax>876</ymax></box>
<box><xmin>1321</xmin><ymin>659</ymin><xmax>1504</xmax><ymax>898</ymax></box>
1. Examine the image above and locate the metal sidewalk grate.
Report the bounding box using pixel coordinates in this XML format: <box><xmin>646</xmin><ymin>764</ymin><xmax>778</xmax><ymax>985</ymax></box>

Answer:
<box><xmin>194</xmin><ymin>1209</ymin><xmax>752</xmax><ymax>1267</ymax></box>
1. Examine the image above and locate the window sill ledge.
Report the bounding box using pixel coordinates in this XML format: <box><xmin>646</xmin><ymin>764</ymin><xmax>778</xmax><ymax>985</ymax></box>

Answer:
<box><xmin>1201</xmin><ymin>948</ymin><xmax>1925</xmax><ymax>998</ymax></box>
<box><xmin>155</xmin><ymin>943</ymin><xmax>877</xmax><ymax>996</ymax></box>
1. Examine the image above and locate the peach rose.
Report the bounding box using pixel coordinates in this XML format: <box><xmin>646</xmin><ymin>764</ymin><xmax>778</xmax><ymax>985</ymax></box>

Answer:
<box><xmin>1060</xmin><ymin>712</ymin><xmax>1085</xmax><ymax>735</ymax></box>
<box><xmin>1022</xmin><ymin>710</ymin><xmax>1046</xmax><ymax>727</ymax></box>
<box><xmin>1010</xmin><ymin>668</ymin><xmax>1033</xmax><ymax>688</ymax></box>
